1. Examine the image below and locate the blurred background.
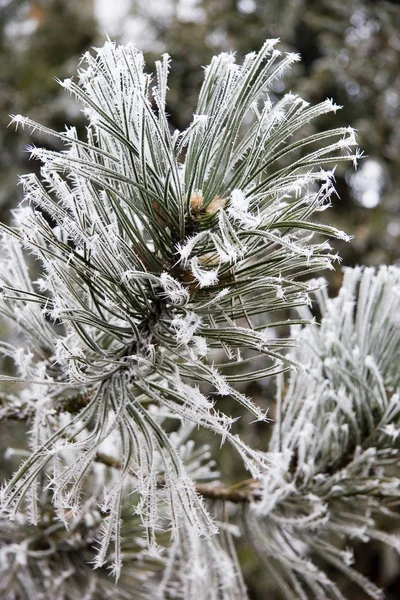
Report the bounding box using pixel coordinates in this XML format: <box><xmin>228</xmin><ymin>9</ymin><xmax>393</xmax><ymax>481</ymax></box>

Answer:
<box><xmin>0</xmin><ymin>0</ymin><xmax>399</xmax><ymax>597</ymax></box>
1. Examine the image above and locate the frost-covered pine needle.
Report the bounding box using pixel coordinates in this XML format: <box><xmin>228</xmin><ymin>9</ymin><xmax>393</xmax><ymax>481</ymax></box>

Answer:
<box><xmin>0</xmin><ymin>39</ymin><xmax>359</xmax><ymax>593</ymax></box>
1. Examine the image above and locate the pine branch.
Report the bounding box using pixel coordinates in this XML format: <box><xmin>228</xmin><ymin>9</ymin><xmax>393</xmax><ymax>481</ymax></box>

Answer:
<box><xmin>194</xmin><ymin>480</ymin><xmax>260</xmax><ymax>504</ymax></box>
<box><xmin>248</xmin><ymin>266</ymin><xmax>400</xmax><ymax>600</ymax></box>
<box><xmin>0</xmin><ymin>40</ymin><xmax>362</xmax><ymax>595</ymax></box>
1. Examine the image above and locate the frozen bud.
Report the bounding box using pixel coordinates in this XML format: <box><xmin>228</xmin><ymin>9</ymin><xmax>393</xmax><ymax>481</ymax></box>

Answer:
<box><xmin>205</xmin><ymin>196</ymin><xmax>227</xmax><ymax>215</ymax></box>
<box><xmin>190</xmin><ymin>190</ymin><xmax>204</xmax><ymax>214</ymax></box>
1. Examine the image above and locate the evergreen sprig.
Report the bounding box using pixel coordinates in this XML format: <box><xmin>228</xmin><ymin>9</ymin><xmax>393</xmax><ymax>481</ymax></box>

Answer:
<box><xmin>0</xmin><ymin>40</ymin><xmax>369</xmax><ymax>597</ymax></box>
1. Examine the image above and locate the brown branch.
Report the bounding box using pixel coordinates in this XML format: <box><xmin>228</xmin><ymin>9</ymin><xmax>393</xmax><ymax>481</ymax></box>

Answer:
<box><xmin>95</xmin><ymin>451</ymin><xmax>261</xmax><ymax>504</ymax></box>
<box><xmin>194</xmin><ymin>479</ymin><xmax>260</xmax><ymax>504</ymax></box>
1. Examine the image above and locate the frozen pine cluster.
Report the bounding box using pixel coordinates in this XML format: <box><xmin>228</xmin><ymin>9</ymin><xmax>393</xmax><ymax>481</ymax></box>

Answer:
<box><xmin>249</xmin><ymin>266</ymin><xmax>400</xmax><ymax>599</ymax></box>
<box><xmin>0</xmin><ymin>40</ymin><xmax>399</xmax><ymax>599</ymax></box>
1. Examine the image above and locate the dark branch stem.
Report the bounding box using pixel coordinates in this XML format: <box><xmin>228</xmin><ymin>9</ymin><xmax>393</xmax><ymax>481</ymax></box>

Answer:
<box><xmin>194</xmin><ymin>480</ymin><xmax>260</xmax><ymax>504</ymax></box>
<box><xmin>95</xmin><ymin>451</ymin><xmax>261</xmax><ymax>504</ymax></box>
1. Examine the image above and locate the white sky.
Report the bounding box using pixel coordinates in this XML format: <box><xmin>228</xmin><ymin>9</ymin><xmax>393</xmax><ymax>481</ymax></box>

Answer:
<box><xmin>94</xmin><ymin>0</ymin><xmax>132</xmax><ymax>36</ymax></box>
